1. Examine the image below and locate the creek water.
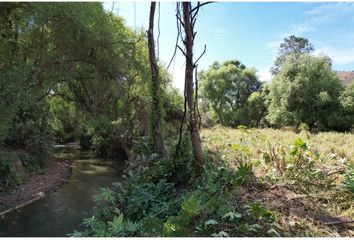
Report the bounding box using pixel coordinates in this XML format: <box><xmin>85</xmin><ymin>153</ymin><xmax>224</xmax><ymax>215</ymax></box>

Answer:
<box><xmin>0</xmin><ymin>146</ymin><xmax>123</xmax><ymax>237</ymax></box>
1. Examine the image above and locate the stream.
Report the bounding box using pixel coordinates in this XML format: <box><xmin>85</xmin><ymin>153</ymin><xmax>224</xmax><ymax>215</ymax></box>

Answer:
<box><xmin>0</xmin><ymin>145</ymin><xmax>123</xmax><ymax>237</ymax></box>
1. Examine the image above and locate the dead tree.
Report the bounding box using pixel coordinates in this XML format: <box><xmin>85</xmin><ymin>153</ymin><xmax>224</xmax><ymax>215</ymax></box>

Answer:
<box><xmin>147</xmin><ymin>2</ymin><xmax>166</xmax><ymax>159</ymax></box>
<box><xmin>182</xmin><ymin>2</ymin><xmax>202</xmax><ymax>174</ymax></box>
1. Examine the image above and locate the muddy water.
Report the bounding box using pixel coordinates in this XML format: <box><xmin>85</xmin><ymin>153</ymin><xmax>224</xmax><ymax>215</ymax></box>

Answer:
<box><xmin>0</xmin><ymin>147</ymin><xmax>123</xmax><ymax>237</ymax></box>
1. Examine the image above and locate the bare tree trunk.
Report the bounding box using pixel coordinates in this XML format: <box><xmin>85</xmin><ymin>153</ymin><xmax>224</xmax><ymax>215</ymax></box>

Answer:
<box><xmin>147</xmin><ymin>2</ymin><xmax>166</xmax><ymax>159</ymax></box>
<box><xmin>182</xmin><ymin>2</ymin><xmax>202</xmax><ymax>174</ymax></box>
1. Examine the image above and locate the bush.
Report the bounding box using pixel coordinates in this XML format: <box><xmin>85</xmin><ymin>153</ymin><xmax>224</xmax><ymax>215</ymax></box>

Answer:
<box><xmin>267</xmin><ymin>54</ymin><xmax>343</xmax><ymax>131</ymax></box>
<box><xmin>25</xmin><ymin>133</ymin><xmax>54</xmax><ymax>167</ymax></box>
<box><xmin>79</xmin><ymin>126</ymin><xmax>93</xmax><ymax>150</ymax></box>
<box><xmin>0</xmin><ymin>151</ymin><xmax>22</xmax><ymax>190</ymax></box>
<box><xmin>261</xmin><ymin>138</ymin><xmax>345</xmax><ymax>193</ymax></box>
<box><xmin>87</xmin><ymin>117</ymin><xmax>127</xmax><ymax>160</ymax></box>
<box><xmin>344</xmin><ymin>164</ymin><xmax>354</xmax><ymax>193</ymax></box>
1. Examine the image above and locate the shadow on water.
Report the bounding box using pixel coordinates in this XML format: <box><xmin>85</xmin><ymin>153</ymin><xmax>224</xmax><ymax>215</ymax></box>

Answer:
<box><xmin>0</xmin><ymin>145</ymin><xmax>124</xmax><ymax>237</ymax></box>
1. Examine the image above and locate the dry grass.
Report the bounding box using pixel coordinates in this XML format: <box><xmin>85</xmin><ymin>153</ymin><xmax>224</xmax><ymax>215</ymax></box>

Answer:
<box><xmin>201</xmin><ymin>125</ymin><xmax>354</xmax><ymax>162</ymax></box>
<box><xmin>200</xmin><ymin>126</ymin><xmax>354</xmax><ymax>237</ymax></box>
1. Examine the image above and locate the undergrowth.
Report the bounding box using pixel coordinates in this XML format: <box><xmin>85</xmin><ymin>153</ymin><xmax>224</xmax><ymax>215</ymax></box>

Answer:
<box><xmin>74</xmin><ymin>127</ymin><xmax>354</xmax><ymax>237</ymax></box>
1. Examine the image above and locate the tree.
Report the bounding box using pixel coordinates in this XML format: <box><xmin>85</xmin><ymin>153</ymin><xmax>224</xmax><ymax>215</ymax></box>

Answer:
<box><xmin>271</xmin><ymin>35</ymin><xmax>314</xmax><ymax>75</ymax></box>
<box><xmin>200</xmin><ymin>60</ymin><xmax>261</xmax><ymax>126</ymax></box>
<box><xmin>246</xmin><ymin>84</ymin><xmax>270</xmax><ymax>127</ymax></box>
<box><xmin>180</xmin><ymin>2</ymin><xmax>203</xmax><ymax>174</ymax></box>
<box><xmin>267</xmin><ymin>54</ymin><xmax>343</xmax><ymax>130</ymax></box>
<box><xmin>337</xmin><ymin>83</ymin><xmax>354</xmax><ymax>131</ymax></box>
<box><xmin>147</xmin><ymin>2</ymin><xmax>166</xmax><ymax>159</ymax></box>
<box><xmin>0</xmin><ymin>2</ymin><xmax>155</xmax><ymax>161</ymax></box>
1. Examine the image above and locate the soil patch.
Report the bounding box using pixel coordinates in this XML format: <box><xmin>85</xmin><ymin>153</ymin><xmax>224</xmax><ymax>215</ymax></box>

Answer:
<box><xmin>0</xmin><ymin>157</ymin><xmax>71</xmax><ymax>213</ymax></box>
<box><xmin>233</xmin><ymin>184</ymin><xmax>353</xmax><ymax>236</ymax></box>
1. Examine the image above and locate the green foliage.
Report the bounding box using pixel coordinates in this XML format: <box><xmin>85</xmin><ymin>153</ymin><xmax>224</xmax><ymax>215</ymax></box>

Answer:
<box><xmin>262</xmin><ymin>138</ymin><xmax>340</xmax><ymax>193</ymax></box>
<box><xmin>86</xmin><ymin>117</ymin><xmax>127</xmax><ymax>159</ymax></box>
<box><xmin>298</xmin><ymin>123</ymin><xmax>310</xmax><ymax>132</ymax></box>
<box><xmin>92</xmin><ymin>187</ymin><xmax>119</xmax><ymax>220</ymax></box>
<box><xmin>3</xmin><ymin>2</ymin><xmax>352</xmax><ymax>238</ymax></box>
<box><xmin>246</xmin><ymin>201</ymin><xmax>276</xmax><ymax>221</ymax></box>
<box><xmin>246</xmin><ymin>85</ymin><xmax>269</xmax><ymax>127</ymax></box>
<box><xmin>173</xmin><ymin>132</ymin><xmax>196</xmax><ymax>183</ymax></box>
<box><xmin>76</xmin><ymin>176</ymin><xmax>178</xmax><ymax>237</ymax></box>
<box><xmin>233</xmin><ymin>162</ymin><xmax>253</xmax><ymax>186</ymax></box>
<box><xmin>267</xmin><ymin>54</ymin><xmax>344</xmax><ymax>131</ymax></box>
<box><xmin>79</xmin><ymin>126</ymin><xmax>93</xmax><ymax>150</ymax></box>
<box><xmin>124</xmin><ymin>180</ymin><xmax>175</xmax><ymax>220</ymax></box>
<box><xmin>75</xmin><ymin>211</ymin><xmax>142</xmax><ymax>237</ymax></box>
<box><xmin>271</xmin><ymin>35</ymin><xmax>314</xmax><ymax>75</ymax></box>
<box><xmin>200</xmin><ymin>60</ymin><xmax>262</xmax><ymax>127</ymax></box>
<box><xmin>1</xmin><ymin>2</ymin><xmax>142</xmax><ymax>189</ymax></box>
<box><xmin>25</xmin><ymin>133</ymin><xmax>54</xmax><ymax>167</ymax></box>
<box><xmin>163</xmin><ymin>187</ymin><xmax>278</xmax><ymax>237</ymax></box>
<box><xmin>1</xmin><ymin>2</ymin><xmax>153</xmax><ymax>174</ymax></box>
<box><xmin>344</xmin><ymin>164</ymin><xmax>354</xmax><ymax>193</ymax></box>
<box><xmin>0</xmin><ymin>151</ymin><xmax>22</xmax><ymax>189</ymax></box>
<box><xmin>75</xmin><ymin>133</ymin><xmax>286</xmax><ymax>237</ymax></box>
<box><xmin>162</xmin><ymin>83</ymin><xmax>184</xmax><ymax>122</ymax></box>
<box><xmin>338</xmin><ymin>83</ymin><xmax>354</xmax><ymax>131</ymax></box>
<box><xmin>49</xmin><ymin>95</ymin><xmax>85</xmax><ymax>143</ymax></box>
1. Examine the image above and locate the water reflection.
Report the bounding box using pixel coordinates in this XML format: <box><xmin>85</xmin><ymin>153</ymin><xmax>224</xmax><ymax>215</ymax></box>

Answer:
<box><xmin>0</xmin><ymin>149</ymin><xmax>123</xmax><ymax>237</ymax></box>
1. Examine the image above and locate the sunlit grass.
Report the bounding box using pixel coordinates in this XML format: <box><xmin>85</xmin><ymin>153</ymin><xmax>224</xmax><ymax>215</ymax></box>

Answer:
<box><xmin>201</xmin><ymin>125</ymin><xmax>354</xmax><ymax>162</ymax></box>
<box><xmin>201</xmin><ymin>125</ymin><xmax>354</xmax><ymax>237</ymax></box>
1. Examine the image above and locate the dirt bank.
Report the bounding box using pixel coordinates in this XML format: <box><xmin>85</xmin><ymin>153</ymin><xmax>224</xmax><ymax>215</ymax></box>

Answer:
<box><xmin>0</xmin><ymin>157</ymin><xmax>71</xmax><ymax>213</ymax></box>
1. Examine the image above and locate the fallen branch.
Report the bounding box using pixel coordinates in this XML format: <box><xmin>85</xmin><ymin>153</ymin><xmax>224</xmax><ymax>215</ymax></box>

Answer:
<box><xmin>0</xmin><ymin>192</ymin><xmax>45</xmax><ymax>217</ymax></box>
<box><xmin>324</xmin><ymin>220</ymin><xmax>354</xmax><ymax>226</ymax></box>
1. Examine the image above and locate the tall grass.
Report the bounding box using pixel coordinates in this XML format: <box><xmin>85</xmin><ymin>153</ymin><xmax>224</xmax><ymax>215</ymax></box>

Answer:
<box><xmin>201</xmin><ymin>126</ymin><xmax>354</xmax><ymax>162</ymax></box>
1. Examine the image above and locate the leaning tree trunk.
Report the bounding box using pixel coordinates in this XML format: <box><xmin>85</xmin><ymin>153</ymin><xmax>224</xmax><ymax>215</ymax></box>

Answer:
<box><xmin>147</xmin><ymin>2</ymin><xmax>166</xmax><ymax>159</ymax></box>
<box><xmin>182</xmin><ymin>2</ymin><xmax>202</xmax><ymax>174</ymax></box>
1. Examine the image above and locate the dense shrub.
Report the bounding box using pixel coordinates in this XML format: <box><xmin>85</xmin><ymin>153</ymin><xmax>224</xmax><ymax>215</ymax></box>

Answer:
<box><xmin>73</xmin><ymin>131</ymin><xmax>281</xmax><ymax>238</ymax></box>
<box><xmin>79</xmin><ymin>126</ymin><xmax>93</xmax><ymax>150</ymax></box>
<box><xmin>267</xmin><ymin>54</ymin><xmax>344</xmax><ymax>131</ymax></box>
<box><xmin>200</xmin><ymin>60</ymin><xmax>262</xmax><ymax>127</ymax></box>
<box><xmin>86</xmin><ymin>117</ymin><xmax>127</xmax><ymax>159</ymax></box>
<box><xmin>0</xmin><ymin>151</ymin><xmax>22</xmax><ymax>190</ymax></box>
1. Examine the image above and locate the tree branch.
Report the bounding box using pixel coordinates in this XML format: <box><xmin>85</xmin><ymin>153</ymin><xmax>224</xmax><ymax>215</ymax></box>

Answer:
<box><xmin>177</xmin><ymin>44</ymin><xmax>187</xmax><ymax>57</ymax></box>
<box><xmin>194</xmin><ymin>44</ymin><xmax>206</xmax><ymax>67</ymax></box>
<box><xmin>191</xmin><ymin>2</ymin><xmax>213</xmax><ymax>13</ymax></box>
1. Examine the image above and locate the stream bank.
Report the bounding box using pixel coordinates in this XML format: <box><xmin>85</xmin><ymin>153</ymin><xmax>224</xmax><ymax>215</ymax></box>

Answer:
<box><xmin>0</xmin><ymin>145</ymin><xmax>123</xmax><ymax>237</ymax></box>
<box><xmin>0</xmin><ymin>156</ymin><xmax>71</xmax><ymax>214</ymax></box>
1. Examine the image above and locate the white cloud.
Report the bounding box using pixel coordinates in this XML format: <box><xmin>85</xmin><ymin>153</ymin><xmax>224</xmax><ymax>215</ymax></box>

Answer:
<box><xmin>265</xmin><ymin>39</ymin><xmax>282</xmax><ymax>64</ymax></box>
<box><xmin>305</xmin><ymin>2</ymin><xmax>354</xmax><ymax>24</ymax></box>
<box><xmin>288</xmin><ymin>22</ymin><xmax>315</xmax><ymax>35</ymax></box>
<box><xmin>305</xmin><ymin>2</ymin><xmax>354</xmax><ymax>16</ymax></box>
<box><xmin>265</xmin><ymin>21</ymin><xmax>316</xmax><ymax>64</ymax></box>
<box><xmin>265</xmin><ymin>2</ymin><xmax>354</xmax><ymax>68</ymax></box>
<box><xmin>265</xmin><ymin>40</ymin><xmax>280</xmax><ymax>51</ymax></box>
<box><xmin>315</xmin><ymin>46</ymin><xmax>354</xmax><ymax>65</ymax></box>
<box><xmin>257</xmin><ymin>69</ymin><xmax>272</xmax><ymax>82</ymax></box>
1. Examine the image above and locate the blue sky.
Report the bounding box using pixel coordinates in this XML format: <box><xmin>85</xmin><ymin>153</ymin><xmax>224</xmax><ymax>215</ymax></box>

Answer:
<box><xmin>104</xmin><ymin>2</ymin><xmax>354</xmax><ymax>91</ymax></box>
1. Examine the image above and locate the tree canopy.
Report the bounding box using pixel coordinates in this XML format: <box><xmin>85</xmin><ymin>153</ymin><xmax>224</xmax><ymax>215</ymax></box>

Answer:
<box><xmin>271</xmin><ymin>35</ymin><xmax>314</xmax><ymax>75</ymax></box>
<box><xmin>200</xmin><ymin>60</ymin><xmax>262</xmax><ymax>126</ymax></box>
<box><xmin>0</xmin><ymin>2</ymin><xmax>181</xmax><ymax>174</ymax></box>
<box><xmin>267</xmin><ymin>54</ymin><xmax>344</xmax><ymax>130</ymax></box>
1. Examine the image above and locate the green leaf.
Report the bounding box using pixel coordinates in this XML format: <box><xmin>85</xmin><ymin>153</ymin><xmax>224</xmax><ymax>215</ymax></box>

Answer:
<box><xmin>110</xmin><ymin>213</ymin><xmax>124</xmax><ymax>226</ymax></box>
<box><xmin>222</xmin><ymin>211</ymin><xmax>242</xmax><ymax>221</ymax></box>
<box><xmin>181</xmin><ymin>195</ymin><xmax>202</xmax><ymax>216</ymax></box>
<box><xmin>267</xmin><ymin>228</ymin><xmax>281</xmax><ymax>237</ymax></box>
<box><xmin>294</xmin><ymin>138</ymin><xmax>307</xmax><ymax>150</ymax></box>
<box><xmin>205</xmin><ymin>219</ymin><xmax>218</xmax><ymax>226</ymax></box>
<box><xmin>211</xmin><ymin>231</ymin><xmax>230</xmax><ymax>237</ymax></box>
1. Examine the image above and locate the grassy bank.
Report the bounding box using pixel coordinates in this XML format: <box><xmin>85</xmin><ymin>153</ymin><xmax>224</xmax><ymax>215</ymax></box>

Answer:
<box><xmin>75</xmin><ymin>126</ymin><xmax>354</xmax><ymax>237</ymax></box>
<box><xmin>201</xmin><ymin>126</ymin><xmax>354</xmax><ymax>236</ymax></box>
<box><xmin>202</xmin><ymin>126</ymin><xmax>354</xmax><ymax>161</ymax></box>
